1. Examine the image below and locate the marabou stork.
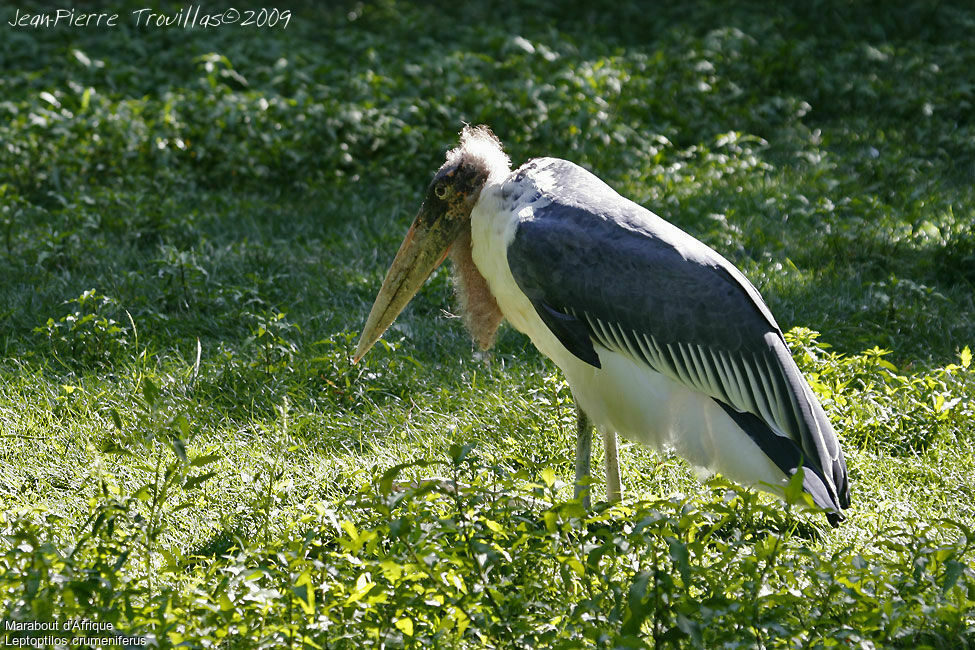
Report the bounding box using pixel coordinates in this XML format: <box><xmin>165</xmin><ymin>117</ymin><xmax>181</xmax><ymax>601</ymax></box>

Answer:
<box><xmin>354</xmin><ymin>125</ymin><xmax>850</xmax><ymax>525</ymax></box>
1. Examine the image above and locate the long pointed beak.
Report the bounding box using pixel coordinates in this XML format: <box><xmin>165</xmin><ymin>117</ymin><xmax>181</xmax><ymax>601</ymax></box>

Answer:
<box><xmin>354</xmin><ymin>204</ymin><xmax>458</xmax><ymax>363</ymax></box>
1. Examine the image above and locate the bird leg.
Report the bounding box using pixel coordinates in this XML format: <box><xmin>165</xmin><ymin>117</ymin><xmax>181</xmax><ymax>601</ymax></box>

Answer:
<box><xmin>604</xmin><ymin>429</ymin><xmax>622</xmax><ymax>503</ymax></box>
<box><xmin>574</xmin><ymin>404</ymin><xmax>593</xmax><ymax>509</ymax></box>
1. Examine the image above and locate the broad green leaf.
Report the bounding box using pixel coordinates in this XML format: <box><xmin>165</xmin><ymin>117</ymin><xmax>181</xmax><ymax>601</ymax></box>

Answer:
<box><xmin>190</xmin><ymin>452</ymin><xmax>222</xmax><ymax>467</ymax></box>
<box><xmin>184</xmin><ymin>471</ymin><xmax>217</xmax><ymax>491</ymax></box>
<box><xmin>142</xmin><ymin>377</ymin><xmax>160</xmax><ymax>407</ymax></box>
<box><xmin>540</xmin><ymin>467</ymin><xmax>556</xmax><ymax>487</ymax></box>
<box><xmin>394</xmin><ymin>617</ymin><xmax>414</xmax><ymax>637</ymax></box>
<box><xmin>483</xmin><ymin>518</ymin><xmax>503</xmax><ymax>533</ymax></box>
<box><xmin>293</xmin><ymin>571</ymin><xmax>315</xmax><ymax>615</ymax></box>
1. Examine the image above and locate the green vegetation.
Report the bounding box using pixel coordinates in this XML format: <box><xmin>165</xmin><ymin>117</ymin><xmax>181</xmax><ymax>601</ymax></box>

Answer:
<box><xmin>2</xmin><ymin>0</ymin><xmax>974</xmax><ymax>647</ymax></box>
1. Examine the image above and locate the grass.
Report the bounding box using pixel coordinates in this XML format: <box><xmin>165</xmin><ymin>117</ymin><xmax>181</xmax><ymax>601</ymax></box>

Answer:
<box><xmin>1</xmin><ymin>0</ymin><xmax>974</xmax><ymax>647</ymax></box>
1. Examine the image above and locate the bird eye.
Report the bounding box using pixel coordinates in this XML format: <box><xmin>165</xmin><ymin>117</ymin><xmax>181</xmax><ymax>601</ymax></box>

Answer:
<box><xmin>434</xmin><ymin>184</ymin><xmax>448</xmax><ymax>199</ymax></box>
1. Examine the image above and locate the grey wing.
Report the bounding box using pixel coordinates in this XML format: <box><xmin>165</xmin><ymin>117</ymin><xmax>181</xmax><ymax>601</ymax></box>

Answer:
<box><xmin>506</xmin><ymin>162</ymin><xmax>849</xmax><ymax>519</ymax></box>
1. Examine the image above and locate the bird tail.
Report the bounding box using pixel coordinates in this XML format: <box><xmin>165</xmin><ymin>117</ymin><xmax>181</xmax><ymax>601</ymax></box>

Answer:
<box><xmin>802</xmin><ymin>380</ymin><xmax>851</xmax><ymax>511</ymax></box>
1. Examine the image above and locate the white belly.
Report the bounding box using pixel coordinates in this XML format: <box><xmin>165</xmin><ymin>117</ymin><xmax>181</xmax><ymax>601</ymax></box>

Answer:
<box><xmin>469</xmin><ymin>185</ymin><xmax>787</xmax><ymax>493</ymax></box>
<box><xmin>564</xmin><ymin>349</ymin><xmax>786</xmax><ymax>490</ymax></box>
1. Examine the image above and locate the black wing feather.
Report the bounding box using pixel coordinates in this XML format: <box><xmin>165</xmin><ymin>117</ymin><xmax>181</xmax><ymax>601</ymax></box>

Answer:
<box><xmin>506</xmin><ymin>158</ymin><xmax>849</xmax><ymax>518</ymax></box>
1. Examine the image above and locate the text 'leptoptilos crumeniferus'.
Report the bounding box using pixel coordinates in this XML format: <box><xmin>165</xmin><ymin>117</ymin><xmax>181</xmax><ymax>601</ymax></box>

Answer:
<box><xmin>354</xmin><ymin>125</ymin><xmax>850</xmax><ymax>525</ymax></box>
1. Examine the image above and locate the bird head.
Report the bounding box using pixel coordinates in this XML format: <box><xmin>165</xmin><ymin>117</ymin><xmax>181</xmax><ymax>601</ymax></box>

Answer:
<box><xmin>354</xmin><ymin>125</ymin><xmax>510</xmax><ymax>362</ymax></box>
